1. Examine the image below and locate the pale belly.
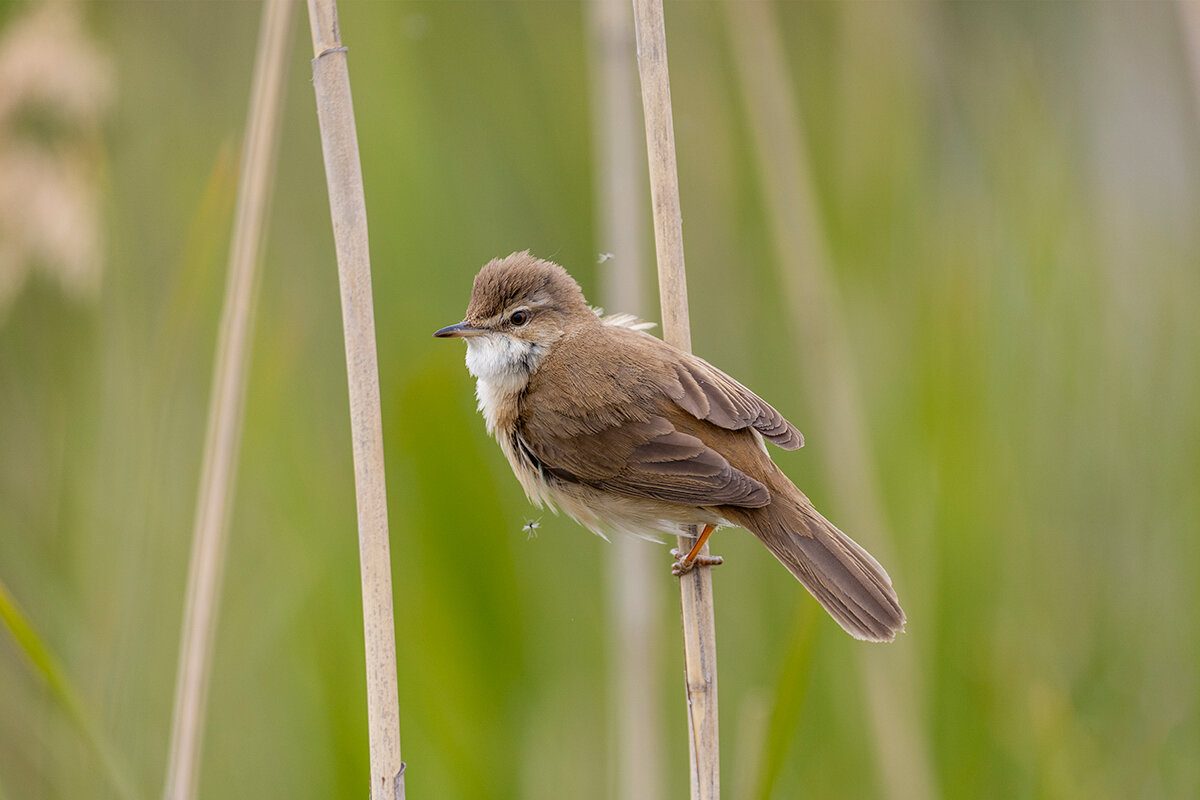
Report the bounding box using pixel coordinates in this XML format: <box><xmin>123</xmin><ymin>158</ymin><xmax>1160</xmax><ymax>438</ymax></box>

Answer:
<box><xmin>498</xmin><ymin>429</ymin><xmax>725</xmax><ymax>542</ymax></box>
<box><xmin>547</xmin><ymin>481</ymin><xmax>726</xmax><ymax>543</ymax></box>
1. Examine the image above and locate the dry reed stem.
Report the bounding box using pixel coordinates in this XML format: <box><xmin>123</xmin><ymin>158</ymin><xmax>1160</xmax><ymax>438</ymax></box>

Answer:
<box><xmin>305</xmin><ymin>2</ymin><xmax>405</xmax><ymax>798</ymax></box>
<box><xmin>1182</xmin><ymin>0</ymin><xmax>1200</xmax><ymax>123</ymax></box>
<box><xmin>723</xmin><ymin>3</ymin><xmax>938</xmax><ymax>798</ymax></box>
<box><xmin>586</xmin><ymin>0</ymin><xmax>665</xmax><ymax>797</ymax></box>
<box><xmin>630</xmin><ymin>0</ymin><xmax>719</xmax><ymax>797</ymax></box>
<box><xmin>162</xmin><ymin>1</ymin><xmax>293</xmax><ymax>797</ymax></box>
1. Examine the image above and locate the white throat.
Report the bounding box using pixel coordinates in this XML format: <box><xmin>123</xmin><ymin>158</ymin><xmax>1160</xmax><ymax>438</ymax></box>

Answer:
<box><xmin>465</xmin><ymin>334</ymin><xmax>545</xmax><ymax>435</ymax></box>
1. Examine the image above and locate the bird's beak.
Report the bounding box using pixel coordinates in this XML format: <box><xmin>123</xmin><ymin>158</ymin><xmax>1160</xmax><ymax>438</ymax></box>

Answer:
<box><xmin>433</xmin><ymin>321</ymin><xmax>485</xmax><ymax>339</ymax></box>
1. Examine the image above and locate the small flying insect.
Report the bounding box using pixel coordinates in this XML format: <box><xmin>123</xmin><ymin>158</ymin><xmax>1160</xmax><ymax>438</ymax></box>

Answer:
<box><xmin>521</xmin><ymin>518</ymin><xmax>541</xmax><ymax>539</ymax></box>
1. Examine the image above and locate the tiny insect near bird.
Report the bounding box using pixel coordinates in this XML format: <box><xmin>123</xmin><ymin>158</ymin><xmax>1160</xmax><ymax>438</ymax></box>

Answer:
<box><xmin>434</xmin><ymin>251</ymin><xmax>905</xmax><ymax>642</ymax></box>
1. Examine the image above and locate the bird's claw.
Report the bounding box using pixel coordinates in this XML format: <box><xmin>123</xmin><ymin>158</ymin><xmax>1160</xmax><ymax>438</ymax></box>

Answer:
<box><xmin>670</xmin><ymin>548</ymin><xmax>723</xmax><ymax>576</ymax></box>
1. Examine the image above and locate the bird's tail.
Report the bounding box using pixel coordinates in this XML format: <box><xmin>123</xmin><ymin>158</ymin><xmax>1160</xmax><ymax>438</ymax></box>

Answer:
<box><xmin>724</xmin><ymin>488</ymin><xmax>905</xmax><ymax>642</ymax></box>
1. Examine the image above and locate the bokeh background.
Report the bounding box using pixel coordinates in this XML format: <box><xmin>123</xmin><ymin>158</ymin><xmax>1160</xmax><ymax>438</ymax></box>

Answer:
<box><xmin>2</xmin><ymin>1</ymin><xmax>1198</xmax><ymax>798</ymax></box>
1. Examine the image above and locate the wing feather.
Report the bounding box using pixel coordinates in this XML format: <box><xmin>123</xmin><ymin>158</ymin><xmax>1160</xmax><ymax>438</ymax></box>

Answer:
<box><xmin>518</xmin><ymin>414</ymin><xmax>769</xmax><ymax>508</ymax></box>
<box><xmin>516</xmin><ymin>325</ymin><xmax>799</xmax><ymax>510</ymax></box>
<box><xmin>664</xmin><ymin>354</ymin><xmax>804</xmax><ymax>450</ymax></box>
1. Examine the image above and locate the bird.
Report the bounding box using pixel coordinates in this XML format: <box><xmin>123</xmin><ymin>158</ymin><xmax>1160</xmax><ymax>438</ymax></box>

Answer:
<box><xmin>434</xmin><ymin>251</ymin><xmax>905</xmax><ymax>642</ymax></box>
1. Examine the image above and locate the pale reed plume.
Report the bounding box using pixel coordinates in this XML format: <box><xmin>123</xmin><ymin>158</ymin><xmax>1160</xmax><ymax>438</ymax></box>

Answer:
<box><xmin>0</xmin><ymin>1</ymin><xmax>113</xmax><ymax>312</ymax></box>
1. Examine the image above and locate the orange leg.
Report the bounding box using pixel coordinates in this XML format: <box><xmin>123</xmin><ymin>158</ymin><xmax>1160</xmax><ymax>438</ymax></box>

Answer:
<box><xmin>671</xmin><ymin>524</ymin><xmax>723</xmax><ymax>576</ymax></box>
<box><xmin>684</xmin><ymin>524</ymin><xmax>716</xmax><ymax>562</ymax></box>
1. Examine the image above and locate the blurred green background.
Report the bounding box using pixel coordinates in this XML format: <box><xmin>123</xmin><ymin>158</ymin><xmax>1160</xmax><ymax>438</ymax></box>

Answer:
<box><xmin>1</xmin><ymin>1</ymin><xmax>1198</xmax><ymax>798</ymax></box>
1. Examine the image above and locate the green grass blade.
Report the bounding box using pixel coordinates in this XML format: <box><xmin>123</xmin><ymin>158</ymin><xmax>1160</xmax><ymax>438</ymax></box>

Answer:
<box><xmin>752</xmin><ymin>601</ymin><xmax>820</xmax><ymax>800</ymax></box>
<box><xmin>0</xmin><ymin>577</ymin><xmax>141</xmax><ymax>800</ymax></box>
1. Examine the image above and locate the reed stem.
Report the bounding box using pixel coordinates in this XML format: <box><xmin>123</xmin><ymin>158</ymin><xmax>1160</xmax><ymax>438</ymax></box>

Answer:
<box><xmin>305</xmin><ymin>1</ymin><xmax>405</xmax><ymax>798</ymax></box>
<box><xmin>162</xmin><ymin>1</ymin><xmax>293</xmax><ymax>797</ymax></box>
<box><xmin>1182</xmin><ymin>0</ymin><xmax>1200</xmax><ymax>123</ymax></box>
<box><xmin>630</xmin><ymin>0</ymin><xmax>719</xmax><ymax>796</ymax></box>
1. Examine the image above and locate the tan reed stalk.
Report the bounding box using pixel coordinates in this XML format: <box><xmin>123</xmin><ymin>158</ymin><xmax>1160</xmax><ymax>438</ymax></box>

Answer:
<box><xmin>585</xmin><ymin>0</ymin><xmax>665</xmax><ymax>798</ymax></box>
<box><xmin>305</xmin><ymin>2</ymin><xmax>405</xmax><ymax>798</ymax></box>
<box><xmin>630</xmin><ymin>0</ymin><xmax>719</xmax><ymax>797</ymax></box>
<box><xmin>1182</xmin><ymin>0</ymin><xmax>1200</xmax><ymax>120</ymax></box>
<box><xmin>162</xmin><ymin>1</ymin><xmax>294</xmax><ymax>798</ymax></box>
<box><xmin>722</xmin><ymin>3</ymin><xmax>939</xmax><ymax>798</ymax></box>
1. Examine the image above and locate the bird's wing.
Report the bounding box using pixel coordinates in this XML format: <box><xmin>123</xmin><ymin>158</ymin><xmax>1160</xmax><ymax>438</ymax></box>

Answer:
<box><xmin>517</xmin><ymin>411</ymin><xmax>770</xmax><ymax>508</ymax></box>
<box><xmin>658</xmin><ymin>346</ymin><xmax>804</xmax><ymax>450</ymax></box>
<box><xmin>517</xmin><ymin>327</ymin><xmax>791</xmax><ymax>509</ymax></box>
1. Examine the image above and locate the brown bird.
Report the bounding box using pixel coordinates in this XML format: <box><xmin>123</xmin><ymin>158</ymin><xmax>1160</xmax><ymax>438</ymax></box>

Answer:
<box><xmin>434</xmin><ymin>251</ymin><xmax>905</xmax><ymax>642</ymax></box>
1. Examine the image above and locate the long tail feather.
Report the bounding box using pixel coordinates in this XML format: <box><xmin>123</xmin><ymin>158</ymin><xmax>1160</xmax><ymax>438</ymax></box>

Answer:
<box><xmin>726</xmin><ymin>492</ymin><xmax>905</xmax><ymax>642</ymax></box>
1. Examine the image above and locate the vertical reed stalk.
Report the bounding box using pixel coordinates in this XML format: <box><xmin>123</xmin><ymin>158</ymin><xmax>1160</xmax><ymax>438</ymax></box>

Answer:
<box><xmin>723</xmin><ymin>3</ymin><xmax>938</xmax><ymax>798</ymax></box>
<box><xmin>162</xmin><ymin>1</ymin><xmax>293</xmax><ymax>797</ymax></box>
<box><xmin>1182</xmin><ymin>0</ymin><xmax>1200</xmax><ymax>120</ymax></box>
<box><xmin>630</xmin><ymin>0</ymin><xmax>719</xmax><ymax>797</ymax></box>
<box><xmin>586</xmin><ymin>0</ymin><xmax>664</xmax><ymax>798</ymax></box>
<box><xmin>305</xmin><ymin>2</ymin><xmax>405</xmax><ymax>798</ymax></box>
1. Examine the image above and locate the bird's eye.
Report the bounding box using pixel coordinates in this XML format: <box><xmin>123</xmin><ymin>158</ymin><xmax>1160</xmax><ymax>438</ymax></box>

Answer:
<box><xmin>509</xmin><ymin>310</ymin><xmax>530</xmax><ymax>326</ymax></box>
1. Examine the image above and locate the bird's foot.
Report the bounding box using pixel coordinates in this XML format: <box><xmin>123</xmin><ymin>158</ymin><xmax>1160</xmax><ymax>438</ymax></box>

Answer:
<box><xmin>670</xmin><ymin>548</ymin><xmax>724</xmax><ymax>576</ymax></box>
<box><xmin>670</xmin><ymin>523</ymin><xmax>720</xmax><ymax>576</ymax></box>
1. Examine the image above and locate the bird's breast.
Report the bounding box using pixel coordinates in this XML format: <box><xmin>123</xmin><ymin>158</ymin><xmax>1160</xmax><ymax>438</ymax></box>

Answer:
<box><xmin>474</xmin><ymin>377</ymin><xmax>522</xmax><ymax>437</ymax></box>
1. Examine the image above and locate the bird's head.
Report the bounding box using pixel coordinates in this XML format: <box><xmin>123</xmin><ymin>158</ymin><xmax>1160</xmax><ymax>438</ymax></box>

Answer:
<box><xmin>434</xmin><ymin>251</ymin><xmax>595</xmax><ymax>390</ymax></box>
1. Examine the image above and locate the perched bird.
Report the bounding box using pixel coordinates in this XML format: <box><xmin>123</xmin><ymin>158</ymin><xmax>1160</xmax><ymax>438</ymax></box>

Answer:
<box><xmin>434</xmin><ymin>251</ymin><xmax>905</xmax><ymax>641</ymax></box>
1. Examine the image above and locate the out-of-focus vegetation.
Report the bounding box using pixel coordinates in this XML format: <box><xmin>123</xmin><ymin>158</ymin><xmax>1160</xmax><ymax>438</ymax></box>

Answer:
<box><xmin>1</xmin><ymin>1</ymin><xmax>1197</xmax><ymax>798</ymax></box>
